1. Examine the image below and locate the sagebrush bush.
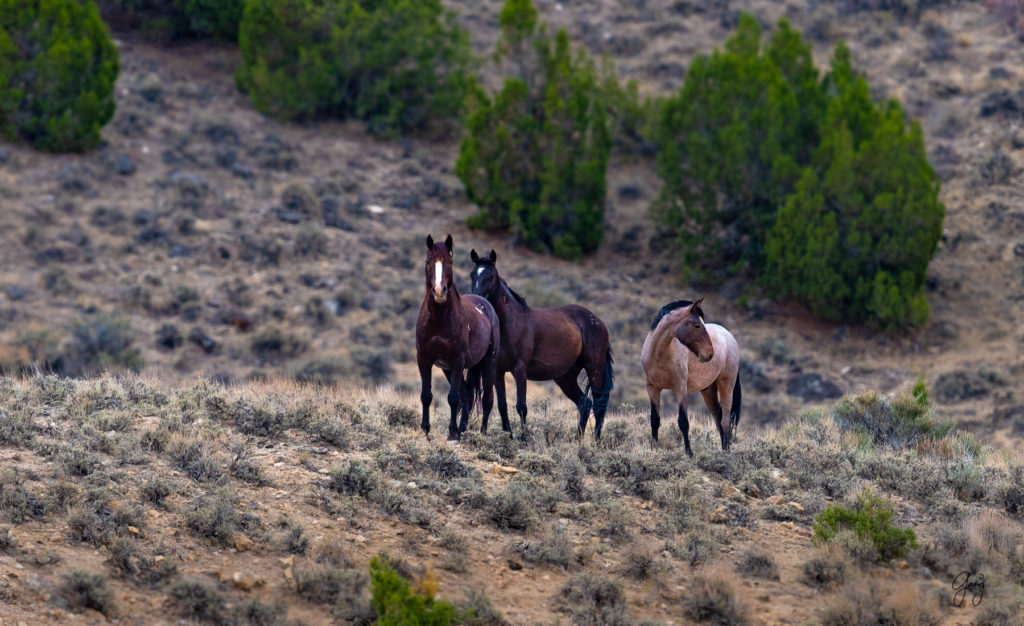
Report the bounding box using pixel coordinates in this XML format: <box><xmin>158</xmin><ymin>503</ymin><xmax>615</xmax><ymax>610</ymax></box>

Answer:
<box><xmin>653</xmin><ymin>14</ymin><xmax>943</xmax><ymax>330</ymax></box>
<box><xmin>456</xmin><ymin>0</ymin><xmax>611</xmax><ymax>260</ymax></box>
<box><xmin>63</xmin><ymin>315</ymin><xmax>144</xmax><ymax>377</ymax></box>
<box><xmin>0</xmin><ymin>0</ymin><xmax>119</xmax><ymax>152</ymax></box>
<box><xmin>59</xmin><ymin>570</ymin><xmax>115</xmax><ymax>616</ymax></box>
<box><xmin>560</xmin><ymin>573</ymin><xmax>630</xmax><ymax>626</ymax></box>
<box><xmin>236</xmin><ymin>0</ymin><xmax>471</xmax><ymax>135</ymax></box>
<box><xmin>813</xmin><ymin>490</ymin><xmax>919</xmax><ymax>563</ymax></box>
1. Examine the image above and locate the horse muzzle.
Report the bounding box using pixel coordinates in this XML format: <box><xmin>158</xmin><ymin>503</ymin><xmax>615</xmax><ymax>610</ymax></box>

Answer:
<box><xmin>432</xmin><ymin>286</ymin><xmax>448</xmax><ymax>303</ymax></box>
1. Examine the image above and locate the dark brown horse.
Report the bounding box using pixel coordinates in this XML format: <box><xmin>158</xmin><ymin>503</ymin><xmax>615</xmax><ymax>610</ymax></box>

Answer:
<box><xmin>416</xmin><ymin>235</ymin><xmax>500</xmax><ymax>440</ymax></box>
<box><xmin>469</xmin><ymin>249</ymin><xmax>613</xmax><ymax>439</ymax></box>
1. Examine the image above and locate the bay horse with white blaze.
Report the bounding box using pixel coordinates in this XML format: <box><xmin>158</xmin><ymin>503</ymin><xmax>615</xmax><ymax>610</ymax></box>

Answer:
<box><xmin>469</xmin><ymin>249</ymin><xmax>613</xmax><ymax>439</ymax></box>
<box><xmin>416</xmin><ymin>235</ymin><xmax>500</xmax><ymax>441</ymax></box>
<box><xmin>640</xmin><ymin>298</ymin><xmax>741</xmax><ymax>455</ymax></box>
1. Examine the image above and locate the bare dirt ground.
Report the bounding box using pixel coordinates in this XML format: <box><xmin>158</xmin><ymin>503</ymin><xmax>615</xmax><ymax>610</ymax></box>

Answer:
<box><xmin>0</xmin><ymin>0</ymin><xmax>1023</xmax><ymax>624</ymax></box>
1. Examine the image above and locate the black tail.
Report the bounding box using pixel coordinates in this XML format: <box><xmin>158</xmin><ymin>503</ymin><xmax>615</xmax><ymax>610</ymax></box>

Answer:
<box><xmin>590</xmin><ymin>347</ymin><xmax>614</xmax><ymax>419</ymax></box>
<box><xmin>730</xmin><ymin>370</ymin><xmax>742</xmax><ymax>429</ymax></box>
<box><xmin>465</xmin><ymin>359</ymin><xmax>485</xmax><ymax>416</ymax></box>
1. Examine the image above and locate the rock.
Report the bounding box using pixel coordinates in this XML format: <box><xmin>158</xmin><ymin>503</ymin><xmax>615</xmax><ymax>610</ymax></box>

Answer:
<box><xmin>787</xmin><ymin>502</ymin><xmax>804</xmax><ymax>512</ymax></box>
<box><xmin>233</xmin><ymin>534</ymin><xmax>254</xmax><ymax>552</ymax></box>
<box><xmin>786</xmin><ymin>372</ymin><xmax>842</xmax><ymax>401</ymax></box>
<box><xmin>115</xmin><ymin>154</ymin><xmax>136</xmax><ymax>176</ymax></box>
<box><xmin>231</xmin><ymin>571</ymin><xmax>260</xmax><ymax>591</ymax></box>
<box><xmin>4</xmin><ymin>285</ymin><xmax>27</xmax><ymax>301</ymax></box>
<box><xmin>765</xmin><ymin>495</ymin><xmax>786</xmax><ymax>505</ymax></box>
<box><xmin>709</xmin><ymin>506</ymin><xmax>730</xmax><ymax>524</ymax></box>
<box><xmin>507</xmin><ymin>559</ymin><xmax>523</xmax><ymax>571</ymax></box>
<box><xmin>138</xmin><ymin>73</ymin><xmax>163</xmax><ymax>103</ymax></box>
<box><xmin>188</xmin><ymin>327</ymin><xmax>218</xmax><ymax>354</ymax></box>
<box><xmin>723</xmin><ymin>485</ymin><xmax>740</xmax><ymax>496</ymax></box>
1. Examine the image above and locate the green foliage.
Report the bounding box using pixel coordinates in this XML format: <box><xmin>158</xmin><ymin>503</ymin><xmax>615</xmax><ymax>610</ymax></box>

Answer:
<box><xmin>652</xmin><ymin>15</ymin><xmax>943</xmax><ymax>330</ymax></box>
<box><xmin>0</xmin><ymin>0</ymin><xmax>119</xmax><ymax>152</ymax></box>
<box><xmin>912</xmin><ymin>376</ymin><xmax>929</xmax><ymax>407</ymax></box>
<box><xmin>175</xmin><ymin>0</ymin><xmax>245</xmax><ymax>40</ymax></box>
<box><xmin>236</xmin><ymin>0</ymin><xmax>472</xmax><ymax>136</ymax></box>
<box><xmin>369</xmin><ymin>555</ymin><xmax>459</xmax><ymax>625</ymax></box>
<box><xmin>764</xmin><ymin>43</ymin><xmax>943</xmax><ymax>331</ymax></box>
<box><xmin>456</xmin><ymin>0</ymin><xmax>611</xmax><ymax>259</ymax></box>
<box><xmin>813</xmin><ymin>490</ymin><xmax>919</xmax><ymax>563</ymax></box>
<box><xmin>653</xmin><ymin>16</ymin><xmax>819</xmax><ymax>274</ymax></box>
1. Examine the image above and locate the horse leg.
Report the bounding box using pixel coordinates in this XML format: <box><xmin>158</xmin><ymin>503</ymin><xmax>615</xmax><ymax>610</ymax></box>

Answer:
<box><xmin>553</xmin><ymin>369</ymin><xmax>586</xmax><ymax>437</ymax></box>
<box><xmin>495</xmin><ymin>373</ymin><xmax>512</xmax><ymax>436</ymax></box>
<box><xmin>445</xmin><ymin>364</ymin><xmax>464</xmax><ymax>441</ymax></box>
<box><xmin>583</xmin><ymin>362</ymin><xmax>606</xmax><ymax>440</ymax></box>
<box><xmin>700</xmin><ymin>385</ymin><xmax>725</xmax><ymax>451</ymax></box>
<box><xmin>646</xmin><ymin>383</ymin><xmax>662</xmax><ymax>442</ymax></box>
<box><xmin>512</xmin><ymin>362</ymin><xmax>528</xmax><ymax>432</ymax></box>
<box><xmin>480</xmin><ymin>357</ymin><xmax>496</xmax><ymax>436</ymax></box>
<box><xmin>457</xmin><ymin>367</ymin><xmax>474</xmax><ymax>437</ymax></box>
<box><xmin>675</xmin><ymin>391</ymin><xmax>693</xmax><ymax>457</ymax></box>
<box><xmin>418</xmin><ymin>359</ymin><xmax>433</xmax><ymax>439</ymax></box>
<box><xmin>715</xmin><ymin>376</ymin><xmax>736</xmax><ymax>451</ymax></box>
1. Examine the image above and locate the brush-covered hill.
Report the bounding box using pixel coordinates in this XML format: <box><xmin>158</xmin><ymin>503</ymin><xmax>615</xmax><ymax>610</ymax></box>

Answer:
<box><xmin>0</xmin><ymin>374</ymin><xmax>1022</xmax><ymax>624</ymax></box>
<box><xmin>0</xmin><ymin>0</ymin><xmax>1020</xmax><ymax>447</ymax></box>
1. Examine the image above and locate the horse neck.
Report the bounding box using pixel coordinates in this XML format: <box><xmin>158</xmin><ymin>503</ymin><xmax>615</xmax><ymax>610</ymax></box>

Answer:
<box><xmin>496</xmin><ymin>277</ymin><xmax>525</xmax><ymax>314</ymax></box>
<box><xmin>649</xmin><ymin>315</ymin><xmax>684</xmax><ymax>359</ymax></box>
<box><xmin>423</xmin><ymin>286</ymin><xmax>462</xmax><ymax>325</ymax></box>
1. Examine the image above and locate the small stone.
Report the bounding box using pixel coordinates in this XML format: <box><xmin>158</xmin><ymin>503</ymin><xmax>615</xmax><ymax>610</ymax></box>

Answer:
<box><xmin>406</xmin><ymin>482</ymin><xmax>417</xmax><ymax>489</ymax></box>
<box><xmin>318</xmin><ymin>468</ymin><xmax>330</xmax><ymax>474</ymax></box>
<box><xmin>723</xmin><ymin>486</ymin><xmax>740</xmax><ymax>496</ymax></box>
<box><xmin>787</xmin><ymin>502</ymin><xmax>804</xmax><ymax>512</ymax></box>
<box><xmin>354</xmin><ymin>535</ymin><xmax>367</xmax><ymax>543</ymax></box>
<box><xmin>115</xmin><ymin>154</ymin><xmax>136</xmax><ymax>176</ymax></box>
<box><xmin>127</xmin><ymin>526</ymin><xmax>140</xmax><ymax>535</ymax></box>
<box><xmin>765</xmin><ymin>495</ymin><xmax>786</xmax><ymax>505</ymax></box>
<box><xmin>709</xmin><ymin>506</ymin><xmax>730</xmax><ymax>524</ymax></box>
<box><xmin>234</xmin><ymin>534</ymin><xmax>255</xmax><ymax>552</ymax></box>
<box><xmin>898</xmin><ymin>560</ymin><xmax>910</xmax><ymax>569</ymax></box>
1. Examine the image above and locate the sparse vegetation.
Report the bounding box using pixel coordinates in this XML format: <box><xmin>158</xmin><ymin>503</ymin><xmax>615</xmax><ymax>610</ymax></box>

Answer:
<box><xmin>58</xmin><ymin>570</ymin><xmax>115</xmax><ymax>617</ymax></box>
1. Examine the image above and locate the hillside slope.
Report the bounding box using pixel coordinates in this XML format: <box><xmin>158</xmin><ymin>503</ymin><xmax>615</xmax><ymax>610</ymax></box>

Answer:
<box><xmin>0</xmin><ymin>374</ymin><xmax>1022</xmax><ymax>624</ymax></box>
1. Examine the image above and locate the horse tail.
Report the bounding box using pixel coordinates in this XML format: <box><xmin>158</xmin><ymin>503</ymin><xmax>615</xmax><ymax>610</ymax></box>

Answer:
<box><xmin>466</xmin><ymin>361</ymin><xmax>483</xmax><ymax>415</ymax></box>
<box><xmin>730</xmin><ymin>368</ymin><xmax>742</xmax><ymax>429</ymax></box>
<box><xmin>591</xmin><ymin>346</ymin><xmax>614</xmax><ymax>418</ymax></box>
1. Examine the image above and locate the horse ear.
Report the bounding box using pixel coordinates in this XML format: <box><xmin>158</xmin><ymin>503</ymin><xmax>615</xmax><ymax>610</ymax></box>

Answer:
<box><xmin>691</xmin><ymin>298</ymin><xmax>705</xmax><ymax>318</ymax></box>
<box><xmin>489</xmin><ymin>249</ymin><xmax>497</xmax><ymax>262</ymax></box>
<box><xmin>444</xmin><ymin>234</ymin><xmax>453</xmax><ymax>254</ymax></box>
<box><xmin>471</xmin><ymin>249</ymin><xmax>480</xmax><ymax>263</ymax></box>
<box><xmin>426</xmin><ymin>234</ymin><xmax>434</xmax><ymax>250</ymax></box>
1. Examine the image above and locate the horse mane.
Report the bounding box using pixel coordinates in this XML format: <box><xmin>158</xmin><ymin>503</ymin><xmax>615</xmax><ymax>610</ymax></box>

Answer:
<box><xmin>650</xmin><ymin>300</ymin><xmax>694</xmax><ymax>331</ymax></box>
<box><xmin>502</xmin><ymin>279</ymin><xmax>528</xmax><ymax>308</ymax></box>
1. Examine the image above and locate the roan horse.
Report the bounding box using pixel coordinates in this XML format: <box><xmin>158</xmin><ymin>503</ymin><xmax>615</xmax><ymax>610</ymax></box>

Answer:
<box><xmin>469</xmin><ymin>249</ymin><xmax>613</xmax><ymax>439</ymax></box>
<box><xmin>640</xmin><ymin>298</ymin><xmax>741</xmax><ymax>455</ymax></box>
<box><xmin>416</xmin><ymin>235</ymin><xmax>501</xmax><ymax>441</ymax></box>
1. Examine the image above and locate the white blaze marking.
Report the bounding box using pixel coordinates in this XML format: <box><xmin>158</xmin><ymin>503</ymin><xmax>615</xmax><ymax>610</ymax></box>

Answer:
<box><xmin>434</xmin><ymin>261</ymin><xmax>443</xmax><ymax>292</ymax></box>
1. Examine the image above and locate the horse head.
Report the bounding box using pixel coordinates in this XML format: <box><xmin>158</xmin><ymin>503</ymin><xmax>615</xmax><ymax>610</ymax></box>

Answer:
<box><xmin>425</xmin><ymin>234</ymin><xmax>455</xmax><ymax>304</ymax></box>
<box><xmin>674</xmin><ymin>298</ymin><xmax>714</xmax><ymax>363</ymax></box>
<box><xmin>469</xmin><ymin>248</ymin><xmax>499</xmax><ymax>298</ymax></box>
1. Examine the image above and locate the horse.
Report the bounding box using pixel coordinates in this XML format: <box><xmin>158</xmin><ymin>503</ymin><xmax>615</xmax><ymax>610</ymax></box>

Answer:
<box><xmin>416</xmin><ymin>234</ymin><xmax>501</xmax><ymax>441</ymax></box>
<box><xmin>468</xmin><ymin>249</ymin><xmax>613</xmax><ymax>440</ymax></box>
<box><xmin>640</xmin><ymin>298</ymin><xmax>741</xmax><ymax>456</ymax></box>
